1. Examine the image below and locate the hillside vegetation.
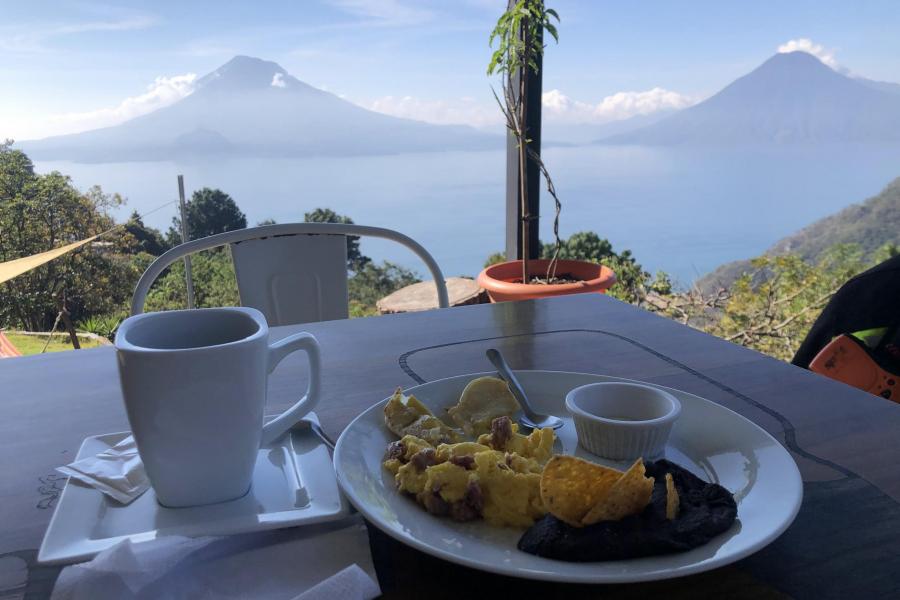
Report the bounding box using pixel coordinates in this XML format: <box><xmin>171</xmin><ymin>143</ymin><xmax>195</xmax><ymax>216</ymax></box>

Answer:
<box><xmin>700</xmin><ymin>177</ymin><xmax>900</xmax><ymax>291</ymax></box>
<box><xmin>769</xmin><ymin>176</ymin><xmax>900</xmax><ymax>260</ymax></box>
<box><xmin>2</xmin><ymin>143</ymin><xmax>894</xmax><ymax>363</ymax></box>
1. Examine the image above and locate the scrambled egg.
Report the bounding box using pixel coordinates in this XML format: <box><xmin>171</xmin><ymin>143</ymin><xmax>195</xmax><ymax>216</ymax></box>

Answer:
<box><xmin>473</xmin><ymin>451</ymin><xmax>544</xmax><ymax>527</ymax></box>
<box><xmin>383</xmin><ymin>389</ymin><xmax>461</xmax><ymax>446</ymax></box>
<box><xmin>384</xmin><ymin>415</ymin><xmax>554</xmax><ymax>528</ymax></box>
<box><xmin>477</xmin><ymin>420</ymin><xmax>554</xmax><ymax>466</ymax></box>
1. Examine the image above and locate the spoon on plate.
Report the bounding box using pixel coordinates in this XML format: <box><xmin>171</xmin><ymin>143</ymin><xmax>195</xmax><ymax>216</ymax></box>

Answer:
<box><xmin>486</xmin><ymin>348</ymin><xmax>564</xmax><ymax>430</ymax></box>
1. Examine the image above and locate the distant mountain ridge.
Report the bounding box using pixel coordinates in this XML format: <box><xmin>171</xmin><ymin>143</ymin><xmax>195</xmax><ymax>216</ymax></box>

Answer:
<box><xmin>605</xmin><ymin>52</ymin><xmax>900</xmax><ymax>145</ymax></box>
<box><xmin>767</xmin><ymin>178</ymin><xmax>900</xmax><ymax>259</ymax></box>
<box><xmin>538</xmin><ymin>112</ymin><xmax>674</xmax><ymax>145</ymax></box>
<box><xmin>698</xmin><ymin>177</ymin><xmax>900</xmax><ymax>290</ymax></box>
<box><xmin>18</xmin><ymin>56</ymin><xmax>498</xmax><ymax>162</ymax></box>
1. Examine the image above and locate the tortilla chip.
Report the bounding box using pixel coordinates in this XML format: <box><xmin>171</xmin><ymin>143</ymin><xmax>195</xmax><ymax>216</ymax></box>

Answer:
<box><xmin>582</xmin><ymin>458</ymin><xmax>655</xmax><ymax>525</ymax></box>
<box><xmin>540</xmin><ymin>456</ymin><xmax>622</xmax><ymax>527</ymax></box>
<box><xmin>665</xmin><ymin>472</ymin><xmax>680</xmax><ymax>520</ymax></box>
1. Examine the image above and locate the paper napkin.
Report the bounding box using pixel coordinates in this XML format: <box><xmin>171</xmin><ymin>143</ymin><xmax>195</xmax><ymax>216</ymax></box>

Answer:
<box><xmin>57</xmin><ymin>435</ymin><xmax>149</xmax><ymax>504</ymax></box>
<box><xmin>51</xmin><ymin>517</ymin><xmax>380</xmax><ymax>600</ymax></box>
<box><xmin>56</xmin><ymin>413</ymin><xmax>328</xmax><ymax>505</ymax></box>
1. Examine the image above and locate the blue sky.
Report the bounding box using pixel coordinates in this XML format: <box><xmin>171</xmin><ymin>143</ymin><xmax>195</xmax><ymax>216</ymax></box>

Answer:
<box><xmin>3</xmin><ymin>0</ymin><xmax>900</xmax><ymax>139</ymax></box>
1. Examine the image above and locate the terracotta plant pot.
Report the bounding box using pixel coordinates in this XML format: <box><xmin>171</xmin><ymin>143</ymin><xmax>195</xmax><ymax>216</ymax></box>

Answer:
<box><xmin>476</xmin><ymin>259</ymin><xmax>616</xmax><ymax>303</ymax></box>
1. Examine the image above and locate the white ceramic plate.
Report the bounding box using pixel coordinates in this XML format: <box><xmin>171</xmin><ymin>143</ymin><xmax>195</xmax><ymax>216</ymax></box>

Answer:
<box><xmin>334</xmin><ymin>371</ymin><xmax>803</xmax><ymax>583</ymax></box>
<box><xmin>39</xmin><ymin>414</ymin><xmax>349</xmax><ymax>565</ymax></box>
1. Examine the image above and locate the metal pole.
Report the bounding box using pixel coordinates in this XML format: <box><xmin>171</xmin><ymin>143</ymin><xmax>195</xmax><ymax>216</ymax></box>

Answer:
<box><xmin>504</xmin><ymin>1</ymin><xmax>543</xmax><ymax>262</ymax></box>
<box><xmin>177</xmin><ymin>175</ymin><xmax>195</xmax><ymax>309</ymax></box>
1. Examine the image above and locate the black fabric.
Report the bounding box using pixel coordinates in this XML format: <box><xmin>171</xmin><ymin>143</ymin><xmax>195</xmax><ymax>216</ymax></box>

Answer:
<box><xmin>792</xmin><ymin>254</ymin><xmax>900</xmax><ymax>369</ymax></box>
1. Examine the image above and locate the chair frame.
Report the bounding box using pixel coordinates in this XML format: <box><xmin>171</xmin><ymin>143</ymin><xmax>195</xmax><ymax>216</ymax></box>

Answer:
<box><xmin>131</xmin><ymin>223</ymin><xmax>449</xmax><ymax>316</ymax></box>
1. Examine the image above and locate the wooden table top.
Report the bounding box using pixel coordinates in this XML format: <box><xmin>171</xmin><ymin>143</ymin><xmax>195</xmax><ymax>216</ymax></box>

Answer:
<box><xmin>3</xmin><ymin>294</ymin><xmax>900</xmax><ymax>599</ymax></box>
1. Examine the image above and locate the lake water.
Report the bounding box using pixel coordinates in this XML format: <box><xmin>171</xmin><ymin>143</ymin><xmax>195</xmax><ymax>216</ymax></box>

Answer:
<box><xmin>35</xmin><ymin>143</ymin><xmax>900</xmax><ymax>286</ymax></box>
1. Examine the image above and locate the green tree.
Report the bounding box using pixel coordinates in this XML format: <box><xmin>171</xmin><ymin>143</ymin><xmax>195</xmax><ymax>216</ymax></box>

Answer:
<box><xmin>540</xmin><ymin>231</ymin><xmax>617</xmax><ymax>263</ymax></box>
<box><xmin>484</xmin><ymin>251</ymin><xmax>507</xmax><ymax>268</ymax></box>
<box><xmin>304</xmin><ymin>208</ymin><xmax>370</xmax><ymax>271</ymax></box>
<box><xmin>144</xmin><ymin>249</ymin><xmax>240</xmax><ymax>312</ymax></box>
<box><xmin>168</xmin><ymin>188</ymin><xmax>247</xmax><ymax>245</ymax></box>
<box><xmin>0</xmin><ymin>140</ymin><xmax>36</xmax><ymax>200</ymax></box>
<box><xmin>0</xmin><ymin>146</ymin><xmax>144</xmax><ymax>330</ymax></box>
<box><xmin>124</xmin><ymin>211</ymin><xmax>169</xmax><ymax>256</ymax></box>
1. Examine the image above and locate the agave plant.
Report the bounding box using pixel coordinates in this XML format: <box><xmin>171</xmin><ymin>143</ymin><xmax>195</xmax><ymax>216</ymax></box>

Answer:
<box><xmin>77</xmin><ymin>313</ymin><xmax>125</xmax><ymax>341</ymax></box>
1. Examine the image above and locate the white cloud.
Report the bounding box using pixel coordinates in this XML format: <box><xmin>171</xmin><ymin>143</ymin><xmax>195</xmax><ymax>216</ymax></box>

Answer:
<box><xmin>271</xmin><ymin>73</ymin><xmax>287</xmax><ymax>88</ymax></box>
<box><xmin>39</xmin><ymin>73</ymin><xmax>197</xmax><ymax>137</ymax></box>
<box><xmin>54</xmin><ymin>16</ymin><xmax>157</xmax><ymax>36</ymax></box>
<box><xmin>362</xmin><ymin>87</ymin><xmax>696</xmax><ymax>128</ymax></box>
<box><xmin>542</xmin><ymin>88</ymin><xmax>696</xmax><ymax>124</ymax></box>
<box><xmin>0</xmin><ymin>15</ymin><xmax>157</xmax><ymax>53</ymax></box>
<box><xmin>777</xmin><ymin>38</ymin><xmax>840</xmax><ymax>70</ymax></box>
<box><xmin>366</xmin><ymin>95</ymin><xmax>501</xmax><ymax>127</ymax></box>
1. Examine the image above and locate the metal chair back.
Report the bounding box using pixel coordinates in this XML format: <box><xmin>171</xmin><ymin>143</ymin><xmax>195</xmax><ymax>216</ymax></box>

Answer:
<box><xmin>131</xmin><ymin>223</ymin><xmax>449</xmax><ymax>326</ymax></box>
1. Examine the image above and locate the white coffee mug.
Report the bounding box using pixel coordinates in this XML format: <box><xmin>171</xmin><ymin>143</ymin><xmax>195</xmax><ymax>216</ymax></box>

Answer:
<box><xmin>115</xmin><ymin>307</ymin><xmax>320</xmax><ymax>507</ymax></box>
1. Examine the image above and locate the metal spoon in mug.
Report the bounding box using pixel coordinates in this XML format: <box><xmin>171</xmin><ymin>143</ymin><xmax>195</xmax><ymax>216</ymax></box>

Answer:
<box><xmin>486</xmin><ymin>348</ymin><xmax>564</xmax><ymax>430</ymax></box>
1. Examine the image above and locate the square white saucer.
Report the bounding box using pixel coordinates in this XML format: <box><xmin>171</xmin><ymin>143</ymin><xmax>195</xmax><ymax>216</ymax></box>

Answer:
<box><xmin>38</xmin><ymin>414</ymin><xmax>349</xmax><ymax>564</ymax></box>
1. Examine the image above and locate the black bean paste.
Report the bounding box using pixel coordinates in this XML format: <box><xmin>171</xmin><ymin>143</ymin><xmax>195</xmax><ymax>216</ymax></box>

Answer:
<box><xmin>518</xmin><ymin>459</ymin><xmax>737</xmax><ymax>561</ymax></box>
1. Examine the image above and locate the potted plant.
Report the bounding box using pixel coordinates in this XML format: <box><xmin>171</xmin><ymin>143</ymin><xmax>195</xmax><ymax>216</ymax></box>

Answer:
<box><xmin>477</xmin><ymin>0</ymin><xmax>616</xmax><ymax>302</ymax></box>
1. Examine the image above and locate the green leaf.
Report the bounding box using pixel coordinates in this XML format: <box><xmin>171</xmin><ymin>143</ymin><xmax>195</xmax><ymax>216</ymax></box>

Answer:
<box><xmin>545</xmin><ymin>22</ymin><xmax>558</xmax><ymax>42</ymax></box>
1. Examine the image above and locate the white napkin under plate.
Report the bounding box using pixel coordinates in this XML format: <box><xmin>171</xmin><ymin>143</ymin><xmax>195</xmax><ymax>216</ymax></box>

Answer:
<box><xmin>51</xmin><ymin>517</ymin><xmax>380</xmax><ymax>600</ymax></box>
<box><xmin>57</xmin><ymin>435</ymin><xmax>148</xmax><ymax>504</ymax></box>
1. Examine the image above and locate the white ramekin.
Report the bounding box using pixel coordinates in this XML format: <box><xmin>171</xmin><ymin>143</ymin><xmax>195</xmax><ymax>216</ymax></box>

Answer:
<box><xmin>565</xmin><ymin>382</ymin><xmax>681</xmax><ymax>461</ymax></box>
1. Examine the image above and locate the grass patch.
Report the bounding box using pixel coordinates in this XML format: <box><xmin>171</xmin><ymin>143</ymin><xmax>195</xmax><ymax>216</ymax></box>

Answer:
<box><xmin>4</xmin><ymin>333</ymin><xmax>104</xmax><ymax>356</ymax></box>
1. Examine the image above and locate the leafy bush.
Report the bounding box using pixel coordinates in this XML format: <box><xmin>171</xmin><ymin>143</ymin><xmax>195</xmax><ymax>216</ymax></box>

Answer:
<box><xmin>647</xmin><ymin>243</ymin><xmax>897</xmax><ymax>361</ymax></box>
<box><xmin>708</xmin><ymin>245</ymin><xmax>870</xmax><ymax>360</ymax></box>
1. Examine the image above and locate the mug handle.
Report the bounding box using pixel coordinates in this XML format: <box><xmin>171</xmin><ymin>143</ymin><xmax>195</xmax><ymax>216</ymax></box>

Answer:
<box><xmin>259</xmin><ymin>332</ymin><xmax>321</xmax><ymax>446</ymax></box>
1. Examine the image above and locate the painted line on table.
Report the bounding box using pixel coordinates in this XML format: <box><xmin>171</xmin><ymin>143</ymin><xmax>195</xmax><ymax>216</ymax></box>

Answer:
<box><xmin>397</xmin><ymin>328</ymin><xmax>858</xmax><ymax>480</ymax></box>
<box><xmin>36</xmin><ymin>473</ymin><xmax>66</xmax><ymax>510</ymax></box>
